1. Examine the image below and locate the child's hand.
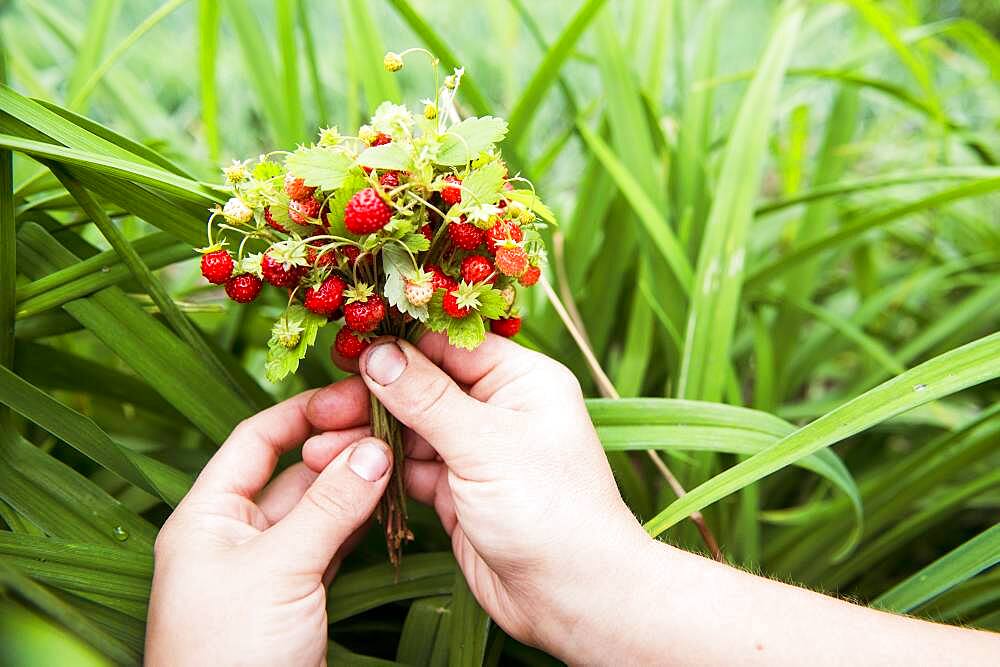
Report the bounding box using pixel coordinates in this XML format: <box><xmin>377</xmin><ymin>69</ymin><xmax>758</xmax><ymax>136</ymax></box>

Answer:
<box><xmin>308</xmin><ymin>333</ymin><xmax>651</xmax><ymax>658</ymax></box>
<box><xmin>145</xmin><ymin>392</ymin><xmax>393</xmax><ymax>667</ymax></box>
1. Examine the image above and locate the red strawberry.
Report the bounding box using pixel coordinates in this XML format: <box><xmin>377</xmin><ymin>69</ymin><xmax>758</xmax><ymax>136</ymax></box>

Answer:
<box><xmin>200</xmin><ymin>249</ymin><xmax>234</xmax><ymax>285</ymax></box>
<box><xmin>379</xmin><ymin>171</ymin><xmax>400</xmax><ymax>189</ymax></box>
<box><xmin>304</xmin><ymin>275</ymin><xmax>347</xmax><ymax>316</ymax></box>
<box><xmin>345</xmin><ymin>187</ymin><xmax>392</xmax><ymax>234</ymax></box>
<box><xmin>486</xmin><ymin>218</ymin><xmax>523</xmax><ymax>253</ymax></box>
<box><xmin>519</xmin><ymin>264</ymin><xmax>541</xmax><ymax>286</ymax></box>
<box><xmin>307</xmin><ymin>245</ymin><xmax>337</xmax><ymax>268</ymax></box>
<box><xmin>461</xmin><ymin>254</ymin><xmax>496</xmax><ymax>285</ymax></box>
<box><xmin>442</xmin><ymin>289</ymin><xmax>470</xmax><ymax>318</ymax></box>
<box><xmin>344</xmin><ymin>294</ymin><xmax>386</xmax><ymax>332</ymax></box>
<box><xmin>224</xmin><ymin>274</ymin><xmax>262</xmax><ymax>303</ymax></box>
<box><xmin>263</xmin><ymin>206</ymin><xmax>287</xmax><ymax>233</ymax></box>
<box><xmin>284</xmin><ymin>174</ymin><xmax>316</xmax><ymax>200</ymax></box>
<box><xmin>425</xmin><ymin>264</ymin><xmax>457</xmax><ymax>292</ymax></box>
<box><xmin>262</xmin><ymin>252</ymin><xmax>306</xmax><ymax>288</ymax></box>
<box><xmin>371</xmin><ymin>133</ymin><xmax>392</xmax><ymax>146</ymax></box>
<box><xmin>340</xmin><ymin>245</ymin><xmax>369</xmax><ymax>268</ymax></box>
<box><xmin>490</xmin><ymin>316</ymin><xmax>521</xmax><ymax>337</ymax></box>
<box><xmin>441</xmin><ymin>174</ymin><xmax>462</xmax><ymax>205</ymax></box>
<box><xmin>448</xmin><ymin>219</ymin><xmax>485</xmax><ymax>250</ymax></box>
<box><xmin>289</xmin><ymin>197</ymin><xmax>321</xmax><ymax>225</ymax></box>
<box><xmin>335</xmin><ymin>327</ymin><xmax>370</xmax><ymax>359</ymax></box>
<box><xmin>495</xmin><ymin>245</ymin><xmax>529</xmax><ymax>277</ymax></box>
<box><xmin>420</xmin><ymin>223</ymin><xmax>434</xmax><ymax>243</ymax></box>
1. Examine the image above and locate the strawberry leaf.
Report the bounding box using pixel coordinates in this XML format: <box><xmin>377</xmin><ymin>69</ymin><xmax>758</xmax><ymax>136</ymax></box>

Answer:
<box><xmin>264</xmin><ymin>306</ymin><xmax>328</xmax><ymax>383</ymax></box>
<box><xmin>459</xmin><ymin>161</ymin><xmax>505</xmax><ymax>206</ymax></box>
<box><xmin>475</xmin><ymin>286</ymin><xmax>508</xmax><ymax>319</ymax></box>
<box><xmin>401</xmin><ymin>231</ymin><xmax>430</xmax><ymax>254</ymax></box>
<box><xmin>357</xmin><ymin>142</ymin><xmax>410</xmax><ymax>170</ymax></box>
<box><xmin>436</xmin><ymin>117</ymin><xmax>508</xmax><ymax>166</ymax></box>
<box><xmin>446</xmin><ymin>312</ymin><xmax>486</xmax><ymax>350</ymax></box>
<box><xmin>285</xmin><ymin>147</ymin><xmax>354</xmax><ymax>191</ymax></box>
<box><xmin>426</xmin><ymin>291</ymin><xmax>450</xmax><ymax>333</ymax></box>
<box><xmin>253</xmin><ymin>160</ymin><xmax>284</xmax><ymax>181</ymax></box>
<box><xmin>382</xmin><ymin>243</ymin><xmax>428</xmax><ymax>321</ymax></box>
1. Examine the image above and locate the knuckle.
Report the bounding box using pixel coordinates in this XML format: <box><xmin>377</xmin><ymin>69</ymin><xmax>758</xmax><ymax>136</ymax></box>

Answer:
<box><xmin>409</xmin><ymin>374</ymin><xmax>454</xmax><ymax>421</ymax></box>
<box><xmin>305</xmin><ymin>483</ymin><xmax>362</xmax><ymax>523</ymax></box>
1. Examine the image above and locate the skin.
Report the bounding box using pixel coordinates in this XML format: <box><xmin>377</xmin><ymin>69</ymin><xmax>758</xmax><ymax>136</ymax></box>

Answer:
<box><xmin>147</xmin><ymin>333</ymin><xmax>1000</xmax><ymax>666</ymax></box>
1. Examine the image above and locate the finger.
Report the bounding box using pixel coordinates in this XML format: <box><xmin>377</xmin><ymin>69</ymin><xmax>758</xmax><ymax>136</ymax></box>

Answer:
<box><xmin>404</xmin><ymin>460</ymin><xmax>457</xmax><ymax>535</ymax></box>
<box><xmin>301</xmin><ymin>426</ymin><xmax>372</xmax><ymax>473</ymax></box>
<box><xmin>305</xmin><ymin>376</ymin><xmax>370</xmax><ymax>431</ymax></box>
<box><xmin>189</xmin><ymin>389</ymin><xmax>319</xmax><ymax>500</ymax></box>
<box><xmin>322</xmin><ymin>521</ymin><xmax>370</xmax><ymax>588</ymax></box>
<box><xmin>405</xmin><ymin>429</ymin><xmax>437</xmax><ymax>461</ymax></box>
<box><xmin>256</xmin><ymin>463</ymin><xmax>318</xmax><ymax>524</ymax></box>
<box><xmin>262</xmin><ymin>438</ymin><xmax>392</xmax><ymax>574</ymax></box>
<box><xmin>359</xmin><ymin>338</ymin><xmax>501</xmax><ymax>475</ymax></box>
<box><xmin>415</xmin><ymin>332</ymin><xmax>542</xmax><ymax>402</ymax></box>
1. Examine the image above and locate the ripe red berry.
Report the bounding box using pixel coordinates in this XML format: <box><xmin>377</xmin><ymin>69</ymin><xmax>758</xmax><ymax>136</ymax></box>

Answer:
<box><xmin>200</xmin><ymin>249</ymin><xmax>234</xmax><ymax>285</ymax></box>
<box><xmin>461</xmin><ymin>254</ymin><xmax>496</xmax><ymax>285</ymax></box>
<box><xmin>344</xmin><ymin>294</ymin><xmax>386</xmax><ymax>332</ymax></box>
<box><xmin>306</xmin><ymin>245</ymin><xmax>337</xmax><ymax>268</ymax></box>
<box><xmin>284</xmin><ymin>174</ymin><xmax>316</xmax><ymax>201</ymax></box>
<box><xmin>289</xmin><ymin>197</ymin><xmax>321</xmax><ymax>225</ymax></box>
<box><xmin>420</xmin><ymin>223</ymin><xmax>434</xmax><ymax>243</ymax></box>
<box><xmin>304</xmin><ymin>275</ymin><xmax>347</xmax><ymax>316</ymax></box>
<box><xmin>345</xmin><ymin>187</ymin><xmax>392</xmax><ymax>234</ymax></box>
<box><xmin>519</xmin><ymin>264</ymin><xmax>541</xmax><ymax>286</ymax></box>
<box><xmin>335</xmin><ymin>326</ymin><xmax>370</xmax><ymax>359</ymax></box>
<box><xmin>442</xmin><ymin>289</ymin><xmax>470</xmax><ymax>319</ymax></box>
<box><xmin>441</xmin><ymin>174</ymin><xmax>462</xmax><ymax>205</ymax></box>
<box><xmin>262</xmin><ymin>252</ymin><xmax>306</xmax><ymax>288</ymax></box>
<box><xmin>263</xmin><ymin>206</ymin><xmax>286</xmax><ymax>233</ymax></box>
<box><xmin>448</xmin><ymin>220</ymin><xmax>485</xmax><ymax>250</ymax></box>
<box><xmin>371</xmin><ymin>133</ymin><xmax>392</xmax><ymax>146</ymax></box>
<box><xmin>425</xmin><ymin>264</ymin><xmax>457</xmax><ymax>292</ymax></box>
<box><xmin>495</xmin><ymin>245</ymin><xmax>529</xmax><ymax>277</ymax></box>
<box><xmin>379</xmin><ymin>171</ymin><xmax>400</xmax><ymax>189</ymax></box>
<box><xmin>486</xmin><ymin>218</ymin><xmax>523</xmax><ymax>253</ymax></box>
<box><xmin>224</xmin><ymin>273</ymin><xmax>262</xmax><ymax>303</ymax></box>
<box><xmin>490</xmin><ymin>316</ymin><xmax>521</xmax><ymax>338</ymax></box>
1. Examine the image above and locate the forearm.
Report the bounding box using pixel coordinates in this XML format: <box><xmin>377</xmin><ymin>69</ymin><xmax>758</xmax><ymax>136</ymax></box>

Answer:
<box><xmin>546</xmin><ymin>536</ymin><xmax>999</xmax><ymax>666</ymax></box>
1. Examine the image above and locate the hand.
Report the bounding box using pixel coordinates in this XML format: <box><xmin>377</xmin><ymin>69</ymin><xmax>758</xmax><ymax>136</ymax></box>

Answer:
<box><xmin>306</xmin><ymin>333</ymin><xmax>651</xmax><ymax>660</ymax></box>
<box><xmin>145</xmin><ymin>392</ymin><xmax>394</xmax><ymax>667</ymax></box>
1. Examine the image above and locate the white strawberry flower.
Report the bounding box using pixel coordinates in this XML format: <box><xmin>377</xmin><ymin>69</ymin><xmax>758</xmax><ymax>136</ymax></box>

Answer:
<box><xmin>222</xmin><ymin>197</ymin><xmax>253</xmax><ymax>224</ymax></box>
<box><xmin>464</xmin><ymin>203</ymin><xmax>502</xmax><ymax>225</ymax></box>
<box><xmin>370</xmin><ymin>101</ymin><xmax>414</xmax><ymax>138</ymax></box>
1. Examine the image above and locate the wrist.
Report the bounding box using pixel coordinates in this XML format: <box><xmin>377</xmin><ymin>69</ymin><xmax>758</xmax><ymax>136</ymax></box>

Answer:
<box><xmin>532</xmin><ymin>517</ymin><xmax>670</xmax><ymax>664</ymax></box>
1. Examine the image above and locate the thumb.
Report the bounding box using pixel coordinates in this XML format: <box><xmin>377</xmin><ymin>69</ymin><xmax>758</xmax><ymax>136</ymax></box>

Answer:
<box><xmin>359</xmin><ymin>338</ymin><xmax>499</xmax><ymax>474</ymax></box>
<box><xmin>262</xmin><ymin>437</ymin><xmax>391</xmax><ymax>573</ymax></box>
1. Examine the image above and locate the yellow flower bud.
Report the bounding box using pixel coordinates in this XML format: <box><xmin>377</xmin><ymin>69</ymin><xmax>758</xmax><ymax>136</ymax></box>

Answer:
<box><xmin>423</xmin><ymin>102</ymin><xmax>438</xmax><ymax>120</ymax></box>
<box><xmin>383</xmin><ymin>52</ymin><xmax>404</xmax><ymax>72</ymax></box>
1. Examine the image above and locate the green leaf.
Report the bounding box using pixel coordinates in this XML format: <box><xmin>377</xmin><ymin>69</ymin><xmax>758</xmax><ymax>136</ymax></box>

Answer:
<box><xmin>383</xmin><ymin>242</ymin><xmax>427</xmax><ymax>320</ymax></box>
<box><xmin>436</xmin><ymin>116</ymin><xmax>508</xmax><ymax>166</ymax></box>
<box><xmin>874</xmin><ymin>523</ymin><xmax>1000</xmax><ymax>613</ymax></box>
<box><xmin>426</xmin><ymin>290</ymin><xmax>450</xmax><ymax>333</ymax></box>
<box><xmin>446</xmin><ymin>312</ymin><xmax>486</xmax><ymax>351</ymax></box>
<box><xmin>475</xmin><ymin>287</ymin><xmax>508</xmax><ymax>320</ymax></box>
<box><xmin>284</xmin><ymin>146</ymin><xmax>354</xmax><ymax>191</ymax></box>
<box><xmin>459</xmin><ymin>161</ymin><xmax>505</xmax><ymax>206</ymax></box>
<box><xmin>448</xmin><ymin>573</ymin><xmax>490</xmax><ymax>667</ymax></box>
<box><xmin>677</xmin><ymin>1</ymin><xmax>804</xmax><ymax>402</ymax></box>
<box><xmin>265</xmin><ymin>305</ymin><xmax>328</xmax><ymax>383</ymax></box>
<box><xmin>357</xmin><ymin>142</ymin><xmax>410</xmax><ymax>170</ymax></box>
<box><xmin>505</xmin><ymin>188</ymin><xmax>556</xmax><ymax>225</ymax></box>
<box><xmin>644</xmin><ymin>331</ymin><xmax>1000</xmax><ymax>537</ymax></box>
<box><xmin>327</xmin><ymin>552</ymin><xmax>456</xmax><ymax>623</ymax></box>
<box><xmin>397</xmin><ymin>596</ymin><xmax>450</xmax><ymax>665</ymax></box>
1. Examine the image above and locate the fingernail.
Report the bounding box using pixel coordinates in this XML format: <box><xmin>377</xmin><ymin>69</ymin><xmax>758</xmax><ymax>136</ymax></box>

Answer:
<box><xmin>364</xmin><ymin>341</ymin><xmax>407</xmax><ymax>386</ymax></box>
<box><xmin>348</xmin><ymin>440</ymin><xmax>390</xmax><ymax>482</ymax></box>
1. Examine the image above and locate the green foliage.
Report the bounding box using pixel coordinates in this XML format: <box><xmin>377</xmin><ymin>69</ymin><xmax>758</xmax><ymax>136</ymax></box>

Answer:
<box><xmin>0</xmin><ymin>0</ymin><xmax>998</xmax><ymax>664</ymax></box>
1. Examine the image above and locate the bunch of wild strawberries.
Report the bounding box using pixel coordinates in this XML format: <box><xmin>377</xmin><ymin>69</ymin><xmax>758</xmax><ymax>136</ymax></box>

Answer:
<box><xmin>197</xmin><ymin>52</ymin><xmax>550</xmax><ymax>382</ymax></box>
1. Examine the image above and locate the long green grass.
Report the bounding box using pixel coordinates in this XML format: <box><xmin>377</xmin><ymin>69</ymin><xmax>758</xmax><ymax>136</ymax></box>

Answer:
<box><xmin>0</xmin><ymin>0</ymin><xmax>998</xmax><ymax>664</ymax></box>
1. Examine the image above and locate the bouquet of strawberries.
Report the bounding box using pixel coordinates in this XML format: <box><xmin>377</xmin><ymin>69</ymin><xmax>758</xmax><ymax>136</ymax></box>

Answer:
<box><xmin>197</xmin><ymin>50</ymin><xmax>551</xmax><ymax>564</ymax></box>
